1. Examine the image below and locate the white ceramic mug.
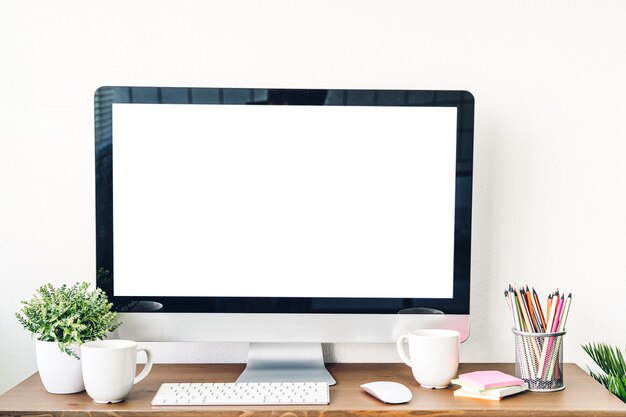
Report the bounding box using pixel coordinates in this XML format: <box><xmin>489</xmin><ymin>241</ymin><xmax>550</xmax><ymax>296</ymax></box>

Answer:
<box><xmin>81</xmin><ymin>339</ymin><xmax>153</xmax><ymax>403</ymax></box>
<box><xmin>396</xmin><ymin>329</ymin><xmax>460</xmax><ymax>389</ymax></box>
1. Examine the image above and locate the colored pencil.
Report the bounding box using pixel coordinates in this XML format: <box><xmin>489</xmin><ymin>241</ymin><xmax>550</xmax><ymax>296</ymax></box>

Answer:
<box><xmin>506</xmin><ymin>285</ymin><xmax>535</xmax><ymax>378</ymax></box>
<box><xmin>522</xmin><ymin>286</ymin><xmax>539</xmax><ymax>332</ymax></box>
<box><xmin>506</xmin><ymin>285</ymin><xmax>572</xmax><ymax>382</ymax></box>
<box><xmin>547</xmin><ymin>293</ymin><xmax>572</xmax><ymax>380</ymax></box>
<box><xmin>533</xmin><ymin>288</ymin><xmax>546</xmax><ymax>329</ymax></box>
<box><xmin>545</xmin><ymin>292</ymin><xmax>558</xmax><ymax>334</ymax></box>
<box><xmin>551</xmin><ymin>294</ymin><xmax>565</xmax><ymax>333</ymax></box>
<box><xmin>515</xmin><ymin>287</ymin><xmax>532</xmax><ymax>332</ymax></box>
<box><xmin>546</xmin><ymin>293</ymin><xmax>553</xmax><ymax>321</ymax></box>
<box><xmin>558</xmin><ymin>294</ymin><xmax>572</xmax><ymax>332</ymax></box>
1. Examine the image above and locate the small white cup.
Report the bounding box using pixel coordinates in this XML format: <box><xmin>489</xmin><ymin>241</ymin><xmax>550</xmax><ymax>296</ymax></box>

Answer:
<box><xmin>396</xmin><ymin>329</ymin><xmax>460</xmax><ymax>389</ymax></box>
<box><xmin>81</xmin><ymin>339</ymin><xmax>153</xmax><ymax>403</ymax></box>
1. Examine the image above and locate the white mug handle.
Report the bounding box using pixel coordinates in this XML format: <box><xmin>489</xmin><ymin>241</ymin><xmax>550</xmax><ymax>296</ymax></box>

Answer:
<box><xmin>396</xmin><ymin>334</ymin><xmax>412</xmax><ymax>366</ymax></box>
<box><xmin>133</xmin><ymin>348</ymin><xmax>153</xmax><ymax>385</ymax></box>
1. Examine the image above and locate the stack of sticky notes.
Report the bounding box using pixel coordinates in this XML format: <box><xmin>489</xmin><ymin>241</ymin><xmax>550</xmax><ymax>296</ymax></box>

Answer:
<box><xmin>452</xmin><ymin>371</ymin><xmax>528</xmax><ymax>401</ymax></box>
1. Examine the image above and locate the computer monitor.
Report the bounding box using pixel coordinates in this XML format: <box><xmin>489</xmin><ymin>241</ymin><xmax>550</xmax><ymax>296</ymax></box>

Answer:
<box><xmin>95</xmin><ymin>87</ymin><xmax>474</xmax><ymax>385</ymax></box>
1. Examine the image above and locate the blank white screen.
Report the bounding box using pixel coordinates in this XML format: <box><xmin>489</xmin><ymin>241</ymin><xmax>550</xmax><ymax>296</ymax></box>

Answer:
<box><xmin>112</xmin><ymin>104</ymin><xmax>457</xmax><ymax>298</ymax></box>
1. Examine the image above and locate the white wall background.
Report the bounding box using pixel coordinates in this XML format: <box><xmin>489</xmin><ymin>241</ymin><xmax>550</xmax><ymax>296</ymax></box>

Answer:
<box><xmin>2</xmin><ymin>0</ymin><xmax>626</xmax><ymax>395</ymax></box>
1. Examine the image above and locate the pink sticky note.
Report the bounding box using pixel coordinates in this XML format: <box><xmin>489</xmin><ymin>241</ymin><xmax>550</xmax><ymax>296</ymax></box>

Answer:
<box><xmin>459</xmin><ymin>371</ymin><xmax>525</xmax><ymax>390</ymax></box>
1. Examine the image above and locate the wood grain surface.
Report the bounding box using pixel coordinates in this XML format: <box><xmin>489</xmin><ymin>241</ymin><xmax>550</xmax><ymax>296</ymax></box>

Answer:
<box><xmin>1</xmin><ymin>363</ymin><xmax>625</xmax><ymax>417</ymax></box>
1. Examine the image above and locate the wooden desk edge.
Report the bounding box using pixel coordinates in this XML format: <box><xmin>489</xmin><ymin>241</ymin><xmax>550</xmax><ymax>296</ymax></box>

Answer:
<box><xmin>1</xmin><ymin>363</ymin><xmax>625</xmax><ymax>417</ymax></box>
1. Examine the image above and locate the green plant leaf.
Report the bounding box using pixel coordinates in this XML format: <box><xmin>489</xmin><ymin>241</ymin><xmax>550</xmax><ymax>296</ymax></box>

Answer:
<box><xmin>582</xmin><ymin>342</ymin><xmax>626</xmax><ymax>403</ymax></box>
<box><xmin>15</xmin><ymin>282</ymin><xmax>122</xmax><ymax>358</ymax></box>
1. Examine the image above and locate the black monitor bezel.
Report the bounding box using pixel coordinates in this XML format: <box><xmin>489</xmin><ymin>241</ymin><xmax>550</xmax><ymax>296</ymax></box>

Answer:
<box><xmin>95</xmin><ymin>87</ymin><xmax>473</xmax><ymax>315</ymax></box>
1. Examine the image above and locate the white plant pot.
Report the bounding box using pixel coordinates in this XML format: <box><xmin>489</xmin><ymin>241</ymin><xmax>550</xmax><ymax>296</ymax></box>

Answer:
<box><xmin>35</xmin><ymin>340</ymin><xmax>85</xmax><ymax>394</ymax></box>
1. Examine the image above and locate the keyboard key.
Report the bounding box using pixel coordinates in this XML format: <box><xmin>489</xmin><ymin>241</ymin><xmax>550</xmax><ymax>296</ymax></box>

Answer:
<box><xmin>152</xmin><ymin>382</ymin><xmax>329</xmax><ymax>406</ymax></box>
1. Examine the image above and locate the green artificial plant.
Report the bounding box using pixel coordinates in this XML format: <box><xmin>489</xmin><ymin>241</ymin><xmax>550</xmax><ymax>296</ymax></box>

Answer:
<box><xmin>16</xmin><ymin>282</ymin><xmax>121</xmax><ymax>358</ymax></box>
<box><xmin>582</xmin><ymin>342</ymin><xmax>626</xmax><ymax>403</ymax></box>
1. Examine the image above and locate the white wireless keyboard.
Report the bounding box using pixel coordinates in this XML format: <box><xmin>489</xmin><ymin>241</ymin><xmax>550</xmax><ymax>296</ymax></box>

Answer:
<box><xmin>151</xmin><ymin>382</ymin><xmax>330</xmax><ymax>406</ymax></box>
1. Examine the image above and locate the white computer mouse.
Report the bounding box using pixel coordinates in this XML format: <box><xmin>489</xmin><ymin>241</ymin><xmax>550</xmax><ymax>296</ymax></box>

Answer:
<box><xmin>360</xmin><ymin>381</ymin><xmax>413</xmax><ymax>404</ymax></box>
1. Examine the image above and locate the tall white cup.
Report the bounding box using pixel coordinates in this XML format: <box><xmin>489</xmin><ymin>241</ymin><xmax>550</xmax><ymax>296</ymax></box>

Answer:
<box><xmin>81</xmin><ymin>339</ymin><xmax>153</xmax><ymax>403</ymax></box>
<box><xmin>396</xmin><ymin>329</ymin><xmax>460</xmax><ymax>389</ymax></box>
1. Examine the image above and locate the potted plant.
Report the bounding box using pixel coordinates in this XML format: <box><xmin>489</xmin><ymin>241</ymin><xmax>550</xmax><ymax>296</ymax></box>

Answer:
<box><xmin>582</xmin><ymin>343</ymin><xmax>626</xmax><ymax>403</ymax></box>
<box><xmin>15</xmin><ymin>282</ymin><xmax>121</xmax><ymax>394</ymax></box>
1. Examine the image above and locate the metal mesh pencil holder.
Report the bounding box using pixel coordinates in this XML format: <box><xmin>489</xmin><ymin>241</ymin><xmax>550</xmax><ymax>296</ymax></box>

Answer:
<box><xmin>512</xmin><ymin>329</ymin><xmax>566</xmax><ymax>392</ymax></box>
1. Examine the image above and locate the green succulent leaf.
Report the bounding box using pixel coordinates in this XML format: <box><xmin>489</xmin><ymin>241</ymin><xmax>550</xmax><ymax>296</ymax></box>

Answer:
<box><xmin>582</xmin><ymin>342</ymin><xmax>626</xmax><ymax>403</ymax></box>
<box><xmin>15</xmin><ymin>282</ymin><xmax>121</xmax><ymax>358</ymax></box>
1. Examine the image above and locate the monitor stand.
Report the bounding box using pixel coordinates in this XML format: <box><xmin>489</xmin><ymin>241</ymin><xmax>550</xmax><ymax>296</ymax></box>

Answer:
<box><xmin>236</xmin><ymin>342</ymin><xmax>336</xmax><ymax>386</ymax></box>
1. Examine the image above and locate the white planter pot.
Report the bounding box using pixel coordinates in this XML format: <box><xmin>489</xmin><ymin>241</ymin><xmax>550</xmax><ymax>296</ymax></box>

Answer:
<box><xmin>35</xmin><ymin>340</ymin><xmax>85</xmax><ymax>394</ymax></box>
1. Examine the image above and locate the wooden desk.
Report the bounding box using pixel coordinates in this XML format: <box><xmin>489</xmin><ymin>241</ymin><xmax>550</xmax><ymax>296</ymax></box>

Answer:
<box><xmin>1</xmin><ymin>363</ymin><xmax>625</xmax><ymax>416</ymax></box>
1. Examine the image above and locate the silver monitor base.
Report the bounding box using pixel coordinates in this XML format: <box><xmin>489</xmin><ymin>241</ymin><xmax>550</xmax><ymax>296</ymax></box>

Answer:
<box><xmin>236</xmin><ymin>343</ymin><xmax>336</xmax><ymax>386</ymax></box>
